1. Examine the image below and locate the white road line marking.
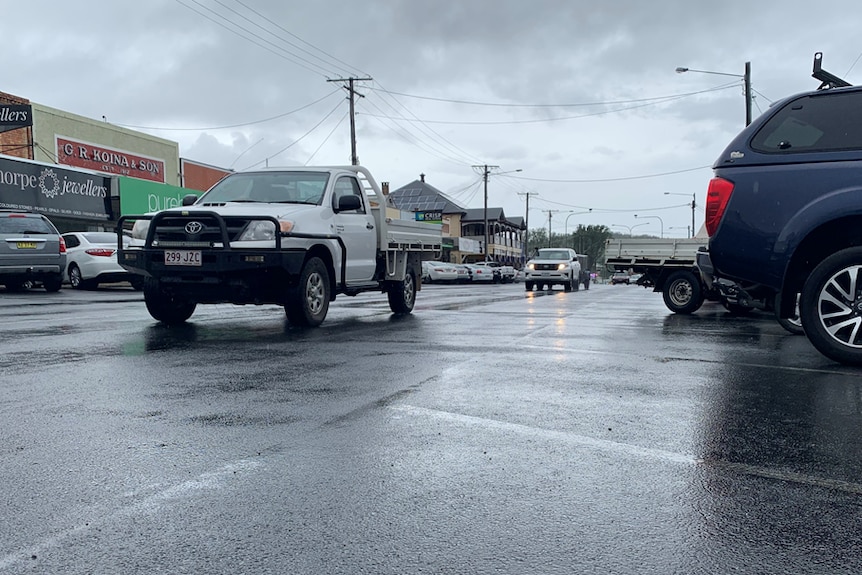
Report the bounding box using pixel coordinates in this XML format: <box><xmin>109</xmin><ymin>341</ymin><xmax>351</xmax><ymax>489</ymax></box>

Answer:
<box><xmin>0</xmin><ymin>459</ymin><xmax>262</xmax><ymax>571</ymax></box>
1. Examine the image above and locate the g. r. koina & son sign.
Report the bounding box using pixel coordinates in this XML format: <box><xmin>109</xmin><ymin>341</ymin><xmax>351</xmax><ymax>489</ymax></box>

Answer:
<box><xmin>56</xmin><ymin>135</ymin><xmax>166</xmax><ymax>183</ymax></box>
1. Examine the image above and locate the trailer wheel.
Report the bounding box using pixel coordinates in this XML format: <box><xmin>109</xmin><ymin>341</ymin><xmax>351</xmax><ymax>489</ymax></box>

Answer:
<box><xmin>387</xmin><ymin>268</ymin><xmax>416</xmax><ymax>314</ymax></box>
<box><xmin>144</xmin><ymin>278</ymin><xmax>196</xmax><ymax>324</ymax></box>
<box><xmin>285</xmin><ymin>257</ymin><xmax>330</xmax><ymax>326</ymax></box>
<box><xmin>800</xmin><ymin>247</ymin><xmax>862</xmax><ymax>365</ymax></box>
<box><xmin>662</xmin><ymin>270</ymin><xmax>704</xmax><ymax>314</ymax></box>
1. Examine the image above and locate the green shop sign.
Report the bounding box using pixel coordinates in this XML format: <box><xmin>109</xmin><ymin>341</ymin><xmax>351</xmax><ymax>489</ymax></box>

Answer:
<box><xmin>118</xmin><ymin>176</ymin><xmax>203</xmax><ymax>215</ymax></box>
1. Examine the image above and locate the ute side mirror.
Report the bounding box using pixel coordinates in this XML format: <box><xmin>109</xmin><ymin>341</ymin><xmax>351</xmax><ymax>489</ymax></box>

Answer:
<box><xmin>182</xmin><ymin>194</ymin><xmax>199</xmax><ymax>206</ymax></box>
<box><xmin>336</xmin><ymin>195</ymin><xmax>362</xmax><ymax>212</ymax></box>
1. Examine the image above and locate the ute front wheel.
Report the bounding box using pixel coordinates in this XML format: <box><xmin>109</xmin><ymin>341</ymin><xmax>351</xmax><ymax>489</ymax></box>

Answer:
<box><xmin>144</xmin><ymin>278</ymin><xmax>196</xmax><ymax>324</ymax></box>
<box><xmin>388</xmin><ymin>268</ymin><xmax>416</xmax><ymax>314</ymax></box>
<box><xmin>662</xmin><ymin>270</ymin><xmax>704</xmax><ymax>314</ymax></box>
<box><xmin>285</xmin><ymin>257</ymin><xmax>330</xmax><ymax>326</ymax></box>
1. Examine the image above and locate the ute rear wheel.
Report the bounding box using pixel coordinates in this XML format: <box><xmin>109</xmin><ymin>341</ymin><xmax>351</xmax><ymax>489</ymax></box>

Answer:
<box><xmin>387</xmin><ymin>268</ymin><xmax>416</xmax><ymax>314</ymax></box>
<box><xmin>800</xmin><ymin>247</ymin><xmax>862</xmax><ymax>365</ymax></box>
<box><xmin>285</xmin><ymin>257</ymin><xmax>330</xmax><ymax>326</ymax></box>
<box><xmin>144</xmin><ymin>278</ymin><xmax>196</xmax><ymax>324</ymax></box>
<box><xmin>662</xmin><ymin>270</ymin><xmax>704</xmax><ymax>314</ymax></box>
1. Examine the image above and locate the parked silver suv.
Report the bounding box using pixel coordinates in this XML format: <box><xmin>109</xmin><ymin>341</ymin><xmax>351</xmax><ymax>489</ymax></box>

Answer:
<box><xmin>0</xmin><ymin>211</ymin><xmax>66</xmax><ymax>292</ymax></box>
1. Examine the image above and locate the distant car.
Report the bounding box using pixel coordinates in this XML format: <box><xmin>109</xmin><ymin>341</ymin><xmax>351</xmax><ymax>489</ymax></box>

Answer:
<box><xmin>63</xmin><ymin>231</ymin><xmax>143</xmax><ymax>290</ymax></box>
<box><xmin>453</xmin><ymin>264</ymin><xmax>472</xmax><ymax>283</ymax></box>
<box><xmin>421</xmin><ymin>260</ymin><xmax>459</xmax><ymax>283</ymax></box>
<box><xmin>0</xmin><ymin>210</ymin><xmax>65</xmax><ymax>292</ymax></box>
<box><xmin>611</xmin><ymin>272</ymin><xmax>630</xmax><ymax>285</ymax></box>
<box><xmin>470</xmin><ymin>261</ymin><xmax>515</xmax><ymax>283</ymax></box>
<box><xmin>464</xmin><ymin>263</ymin><xmax>497</xmax><ymax>282</ymax></box>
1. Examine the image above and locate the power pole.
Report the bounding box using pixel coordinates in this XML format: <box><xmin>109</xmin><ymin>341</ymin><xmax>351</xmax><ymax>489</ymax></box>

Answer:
<box><xmin>543</xmin><ymin>209</ymin><xmax>563</xmax><ymax>247</ymax></box>
<box><xmin>472</xmin><ymin>164</ymin><xmax>498</xmax><ymax>260</ymax></box>
<box><xmin>327</xmin><ymin>76</ymin><xmax>372</xmax><ymax>165</ymax></box>
<box><xmin>517</xmin><ymin>190</ymin><xmax>539</xmax><ymax>261</ymax></box>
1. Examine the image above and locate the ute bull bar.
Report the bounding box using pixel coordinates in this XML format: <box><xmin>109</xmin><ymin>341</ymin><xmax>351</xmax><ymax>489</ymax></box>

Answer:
<box><xmin>116</xmin><ymin>212</ymin><xmax>350</xmax><ymax>286</ymax></box>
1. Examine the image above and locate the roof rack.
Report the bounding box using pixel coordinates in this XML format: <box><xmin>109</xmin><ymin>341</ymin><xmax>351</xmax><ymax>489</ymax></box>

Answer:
<box><xmin>812</xmin><ymin>52</ymin><xmax>852</xmax><ymax>90</ymax></box>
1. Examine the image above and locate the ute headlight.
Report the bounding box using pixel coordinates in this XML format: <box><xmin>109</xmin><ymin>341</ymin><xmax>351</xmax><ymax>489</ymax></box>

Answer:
<box><xmin>239</xmin><ymin>220</ymin><xmax>278</xmax><ymax>241</ymax></box>
<box><xmin>131</xmin><ymin>219</ymin><xmax>150</xmax><ymax>240</ymax></box>
<box><xmin>557</xmin><ymin>263</ymin><xmax>568</xmax><ymax>271</ymax></box>
<box><xmin>527</xmin><ymin>263</ymin><xmax>535</xmax><ymax>270</ymax></box>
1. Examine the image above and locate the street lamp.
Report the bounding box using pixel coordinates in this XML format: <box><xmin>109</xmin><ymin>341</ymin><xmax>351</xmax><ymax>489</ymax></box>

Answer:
<box><xmin>664</xmin><ymin>191</ymin><xmax>696</xmax><ymax>237</ymax></box>
<box><xmin>669</xmin><ymin>226</ymin><xmax>691</xmax><ymax>238</ymax></box>
<box><xmin>474</xmin><ymin>165</ymin><xmax>522</xmax><ymax>261</ymax></box>
<box><xmin>634</xmin><ymin>214</ymin><xmax>664</xmax><ymax>238</ymax></box>
<box><xmin>675</xmin><ymin>61</ymin><xmax>752</xmax><ymax>126</ymax></box>
<box><xmin>612</xmin><ymin>223</ymin><xmax>648</xmax><ymax>237</ymax></box>
<box><xmin>564</xmin><ymin>209</ymin><xmax>592</xmax><ymax>245</ymax></box>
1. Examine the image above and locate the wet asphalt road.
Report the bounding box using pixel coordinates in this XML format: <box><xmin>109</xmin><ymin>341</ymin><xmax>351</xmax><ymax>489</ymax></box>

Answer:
<box><xmin>2</xmin><ymin>281</ymin><xmax>862</xmax><ymax>574</ymax></box>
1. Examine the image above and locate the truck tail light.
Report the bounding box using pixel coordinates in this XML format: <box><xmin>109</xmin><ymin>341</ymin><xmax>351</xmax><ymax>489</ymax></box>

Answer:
<box><xmin>85</xmin><ymin>248</ymin><xmax>115</xmax><ymax>257</ymax></box>
<box><xmin>705</xmin><ymin>177</ymin><xmax>734</xmax><ymax>237</ymax></box>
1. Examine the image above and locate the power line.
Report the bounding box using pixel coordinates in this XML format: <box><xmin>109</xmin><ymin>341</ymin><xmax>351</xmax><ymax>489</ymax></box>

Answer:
<box><xmin>510</xmin><ymin>165</ymin><xmax>712</xmax><ymax>184</ymax></box>
<box><xmin>365</xmin><ymin>83</ymin><xmax>739</xmax><ymax>108</ymax></box>
<box><xmin>173</xmin><ymin>0</ymin><xmax>333</xmax><ymax>78</ymax></box>
<box><xmin>241</xmin><ymin>99</ymin><xmax>344</xmax><ymax>170</ymax></box>
<box><xmin>114</xmin><ymin>89</ymin><xmax>341</xmax><ymax>131</ymax></box>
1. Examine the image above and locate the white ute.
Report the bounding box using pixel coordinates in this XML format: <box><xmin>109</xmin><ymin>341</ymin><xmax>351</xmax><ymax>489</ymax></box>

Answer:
<box><xmin>524</xmin><ymin>247</ymin><xmax>582</xmax><ymax>292</ymax></box>
<box><xmin>118</xmin><ymin>166</ymin><xmax>442</xmax><ymax>326</ymax></box>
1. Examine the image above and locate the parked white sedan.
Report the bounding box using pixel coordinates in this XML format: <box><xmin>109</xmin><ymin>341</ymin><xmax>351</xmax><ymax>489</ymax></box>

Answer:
<box><xmin>464</xmin><ymin>263</ymin><xmax>497</xmax><ymax>282</ymax></box>
<box><xmin>421</xmin><ymin>260</ymin><xmax>459</xmax><ymax>283</ymax></box>
<box><xmin>62</xmin><ymin>232</ymin><xmax>142</xmax><ymax>290</ymax></box>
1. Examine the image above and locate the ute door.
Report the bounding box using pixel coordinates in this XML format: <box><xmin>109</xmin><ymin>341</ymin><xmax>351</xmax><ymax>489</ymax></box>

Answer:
<box><xmin>331</xmin><ymin>176</ymin><xmax>377</xmax><ymax>282</ymax></box>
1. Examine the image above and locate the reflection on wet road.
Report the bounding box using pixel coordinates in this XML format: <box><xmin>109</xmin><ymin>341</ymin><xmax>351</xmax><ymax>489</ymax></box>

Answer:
<box><xmin>1</xmin><ymin>282</ymin><xmax>861</xmax><ymax>573</ymax></box>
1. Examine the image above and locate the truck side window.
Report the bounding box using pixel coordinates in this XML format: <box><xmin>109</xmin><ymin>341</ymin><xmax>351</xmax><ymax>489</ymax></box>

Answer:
<box><xmin>332</xmin><ymin>177</ymin><xmax>365</xmax><ymax>213</ymax></box>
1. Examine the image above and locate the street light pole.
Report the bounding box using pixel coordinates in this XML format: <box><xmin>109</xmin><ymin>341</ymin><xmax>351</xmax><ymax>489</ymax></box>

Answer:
<box><xmin>634</xmin><ymin>214</ymin><xmax>664</xmax><ymax>238</ymax></box>
<box><xmin>676</xmin><ymin>61</ymin><xmax>752</xmax><ymax>126</ymax></box>
<box><xmin>664</xmin><ymin>191</ymin><xmax>696</xmax><ymax>237</ymax></box>
<box><xmin>612</xmin><ymin>223</ymin><xmax>648</xmax><ymax>237</ymax></box>
<box><xmin>564</xmin><ymin>209</ymin><xmax>592</xmax><ymax>247</ymax></box>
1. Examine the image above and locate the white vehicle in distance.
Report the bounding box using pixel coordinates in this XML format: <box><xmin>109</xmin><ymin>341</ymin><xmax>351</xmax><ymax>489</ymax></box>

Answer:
<box><xmin>63</xmin><ymin>231</ymin><xmax>143</xmax><ymax>290</ymax></box>
<box><xmin>421</xmin><ymin>260</ymin><xmax>459</xmax><ymax>283</ymax></box>
<box><xmin>524</xmin><ymin>248</ymin><xmax>582</xmax><ymax>292</ymax></box>
<box><xmin>470</xmin><ymin>260</ymin><xmax>516</xmax><ymax>283</ymax></box>
<box><xmin>464</xmin><ymin>263</ymin><xmax>497</xmax><ymax>282</ymax></box>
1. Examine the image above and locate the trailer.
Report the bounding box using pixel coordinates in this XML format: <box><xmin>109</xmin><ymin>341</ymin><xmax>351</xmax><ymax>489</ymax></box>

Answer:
<box><xmin>604</xmin><ymin>237</ymin><xmax>803</xmax><ymax>334</ymax></box>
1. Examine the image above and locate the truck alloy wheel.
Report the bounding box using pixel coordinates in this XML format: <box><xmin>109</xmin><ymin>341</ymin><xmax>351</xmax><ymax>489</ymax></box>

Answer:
<box><xmin>387</xmin><ymin>269</ymin><xmax>416</xmax><ymax>314</ymax></box>
<box><xmin>662</xmin><ymin>270</ymin><xmax>704</xmax><ymax>314</ymax></box>
<box><xmin>285</xmin><ymin>257</ymin><xmax>330</xmax><ymax>327</ymax></box>
<box><xmin>800</xmin><ymin>247</ymin><xmax>862</xmax><ymax>365</ymax></box>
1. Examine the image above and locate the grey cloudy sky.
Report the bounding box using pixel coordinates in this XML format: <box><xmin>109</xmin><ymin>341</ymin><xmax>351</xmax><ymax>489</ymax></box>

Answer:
<box><xmin>3</xmin><ymin>0</ymin><xmax>862</xmax><ymax>235</ymax></box>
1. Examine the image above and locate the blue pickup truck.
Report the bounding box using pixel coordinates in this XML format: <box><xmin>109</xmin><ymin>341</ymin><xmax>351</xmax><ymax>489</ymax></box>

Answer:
<box><xmin>703</xmin><ymin>60</ymin><xmax>862</xmax><ymax>365</ymax></box>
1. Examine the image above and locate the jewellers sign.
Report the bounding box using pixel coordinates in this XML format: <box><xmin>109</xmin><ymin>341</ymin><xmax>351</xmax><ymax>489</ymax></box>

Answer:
<box><xmin>56</xmin><ymin>135</ymin><xmax>166</xmax><ymax>183</ymax></box>
<box><xmin>0</xmin><ymin>105</ymin><xmax>32</xmax><ymax>133</ymax></box>
<box><xmin>0</xmin><ymin>156</ymin><xmax>111</xmax><ymax>220</ymax></box>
